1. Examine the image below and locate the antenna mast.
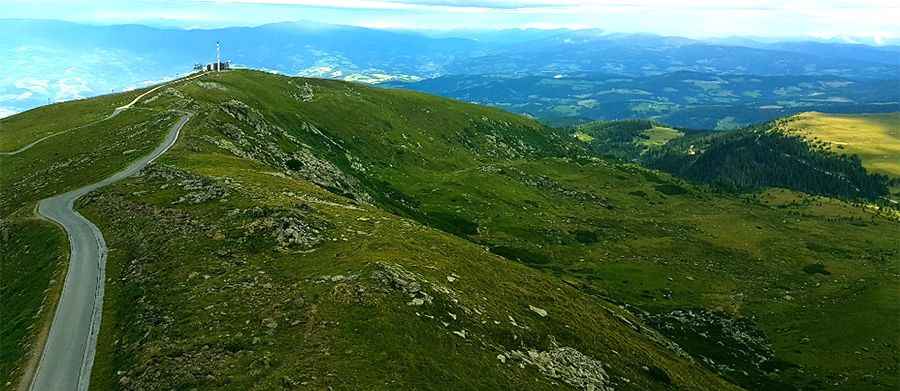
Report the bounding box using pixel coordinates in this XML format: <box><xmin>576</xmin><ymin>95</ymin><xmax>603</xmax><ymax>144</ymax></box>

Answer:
<box><xmin>216</xmin><ymin>41</ymin><xmax>221</xmax><ymax>72</ymax></box>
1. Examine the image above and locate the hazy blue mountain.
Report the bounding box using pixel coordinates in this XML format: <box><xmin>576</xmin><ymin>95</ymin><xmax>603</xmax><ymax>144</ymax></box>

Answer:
<box><xmin>0</xmin><ymin>19</ymin><xmax>480</xmax><ymax>77</ymax></box>
<box><xmin>423</xmin><ymin>28</ymin><xmax>602</xmax><ymax>44</ymax></box>
<box><xmin>0</xmin><ymin>19</ymin><xmax>483</xmax><ymax>116</ymax></box>
<box><xmin>761</xmin><ymin>42</ymin><xmax>900</xmax><ymax>67</ymax></box>
<box><xmin>2</xmin><ymin>19</ymin><xmax>897</xmax><ymax>118</ymax></box>
<box><xmin>446</xmin><ymin>31</ymin><xmax>898</xmax><ymax>79</ymax></box>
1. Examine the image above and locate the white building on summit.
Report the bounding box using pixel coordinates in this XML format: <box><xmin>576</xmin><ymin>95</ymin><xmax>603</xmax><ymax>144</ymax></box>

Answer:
<box><xmin>194</xmin><ymin>41</ymin><xmax>230</xmax><ymax>72</ymax></box>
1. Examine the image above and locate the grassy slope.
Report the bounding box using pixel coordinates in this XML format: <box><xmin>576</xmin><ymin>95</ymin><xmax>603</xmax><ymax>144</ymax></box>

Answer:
<box><xmin>781</xmin><ymin>112</ymin><xmax>900</xmax><ymax>199</ymax></box>
<box><xmin>1</xmin><ymin>70</ymin><xmax>897</xmax><ymax>390</ymax></box>
<box><xmin>194</xmin><ymin>71</ymin><xmax>897</xmax><ymax>390</ymax></box>
<box><xmin>0</xmin><ymin>220</ymin><xmax>66</xmax><ymax>387</ymax></box>
<box><xmin>638</xmin><ymin>126</ymin><xmax>684</xmax><ymax>148</ymax></box>
<box><xmin>80</xmin><ymin>71</ymin><xmax>733</xmax><ymax>390</ymax></box>
<box><xmin>782</xmin><ymin>112</ymin><xmax>900</xmax><ymax>177</ymax></box>
<box><xmin>0</xmin><ymin>84</ymin><xmax>180</xmax><ymax>388</ymax></box>
<box><xmin>0</xmin><ymin>88</ymin><xmax>146</xmax><ymax>152</ymax></box>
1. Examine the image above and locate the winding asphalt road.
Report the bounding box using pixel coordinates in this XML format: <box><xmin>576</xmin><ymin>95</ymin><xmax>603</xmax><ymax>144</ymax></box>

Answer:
<box><xmin>29</xmin><ymin>113</ymin><xmax>192</xmax><ymax>391</ymax></box>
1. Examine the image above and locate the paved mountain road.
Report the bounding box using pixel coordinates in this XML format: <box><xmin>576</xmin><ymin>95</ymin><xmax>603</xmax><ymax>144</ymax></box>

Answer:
<box><xmin>29</xmin><ymin>113</ymin><xmax>192</xmax><ymax>391</ymax></box>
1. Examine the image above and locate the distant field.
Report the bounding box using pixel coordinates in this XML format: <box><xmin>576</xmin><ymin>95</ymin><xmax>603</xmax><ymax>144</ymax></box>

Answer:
<box><xmin>783</xmin><ymin>112</ymin><xmax>900</xmax><ymax>177</ymax></box>
<box><xmin>573</xmin><ymin>131</ymin><xmax>594</xmax><ymax>142</ymax></box>
<box><xmin>638</xmin><ymin>126</ymin><xmax>684</xmax><ymax>148</ymax></box>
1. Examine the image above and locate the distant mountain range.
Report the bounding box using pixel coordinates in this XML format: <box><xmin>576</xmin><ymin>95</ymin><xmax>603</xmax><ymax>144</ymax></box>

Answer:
<box><xmin>441</xmin><ymin>31</ymin><xmax>899</xmax><ymax>79</ymax></box>
<box><xmin>2</xmin><ymin>19</ymin><xmax>898</xmax><ymax>121</ymax></box>
<box><xmin>385</xmin><ymin>72</ymin><xmax>900</xmax><ymax>129</ymax></box>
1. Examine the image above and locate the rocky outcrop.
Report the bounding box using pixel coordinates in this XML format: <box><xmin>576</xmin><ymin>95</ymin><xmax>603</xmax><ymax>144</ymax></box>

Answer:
<box><xmin>213</xmin><ymin>99</ymin><xmax>372</xmax><ymax>203</ymax></box>
<box><xmin>288</xmin><ymin>80</ymin><xmax>315</xmax><ymax>103</ymax></box>
<box><xmin>508</xmin><ymin>346</ymin><xmax>612</xmax><ymax>391</ymax></box>
<box><xmin>372</xmin><ymin>262</ymin><xmax>436</xmax><ymax>307</ymax></box>
<box><xmin>196</xmin><ymin>81</ymin><xmax>228</xmax><ymax>91</ymax></box>
<box><xmin>144</xmin><ymin>165</ymin><xmax>230</xmax><ymax>205</ymax></box>
<box><xmin>272</xmin><ymin>216</ymin><xmax>323</xmax><ymax>249</ymax></box>
<box><xmin>241</xmin><ymin>207</ymin><xmax>326</xmax><ymax>251</ymax></box>
<box><xmin>642</xmin><ymin>308</ymin><xmax>777</xmax><ymax>379</ymax></box>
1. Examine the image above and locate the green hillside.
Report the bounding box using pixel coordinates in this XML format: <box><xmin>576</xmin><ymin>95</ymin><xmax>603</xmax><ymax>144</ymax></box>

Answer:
<box><xmin>573</xmin><ymin>120</ymin><xmax>684</xmax><ymax>161</ymax></box>
<box><xmin>779</xmin><ymin>112</ymin><xmax>900</xmax><ymax>199</ymax></box>
<box><xmin>641</xmin><ymin>121</ymin><xmax>891</xmax><ymax>200</ymax></box>
<box><xmin>2</xmin><ymin>70</ymin><xmax>898</xmax><ymax>391</ymax></box>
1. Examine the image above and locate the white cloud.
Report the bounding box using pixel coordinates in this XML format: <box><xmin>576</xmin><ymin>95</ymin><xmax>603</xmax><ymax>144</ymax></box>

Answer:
<box><xmin>205</xmin><ymin>0</ymin><xmax>900</xmax><ymax>13</ymax></box>
<box><xmin>6</xmin><ymin>0</ymin><xmax>900</xmax><ymax>38</ymax></box>
<box><xmin>55</xmin><ymin>78</ymin><xmax>92</xmax><ymax>101</ymax></box>
<box><xmin>0</xmin><ymin>107</ymin><xmax>18</xmax><ymax>118</ymax></box>
<box><xmin>0</xmin><ymin>91</ymin><xmax>34</xmax><ymax>102</ymax></box>
<box><xmin>198</xmin><ymin>0</ymin><xmax>900</xmax><ymax>36</ymax></box>
<box><xmin>15</xmin><ymin>78</ymin><xmax>50</xmax><ymax>95</ymax></box>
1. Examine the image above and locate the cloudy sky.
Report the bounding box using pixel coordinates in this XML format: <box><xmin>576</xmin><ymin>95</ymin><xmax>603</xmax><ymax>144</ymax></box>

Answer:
<box><xmin>4</xmin><ymin>0</ymin><xmax>900</xmax><ymax>41</ymax></box>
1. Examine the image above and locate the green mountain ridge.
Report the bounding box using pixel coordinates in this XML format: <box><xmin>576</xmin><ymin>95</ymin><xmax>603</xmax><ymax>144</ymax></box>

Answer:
<box><xmin>2</xmin><ymin>70</ymin><xmax>898</xmax><ymax>390</ymax></box>
<box><xmin>643</xmin><ymin>123</ymin><xmax>891</xmax><ymax>200</ymax></box>
<box><xmin>570</xmin><ymin>117</ymin><xmax>892</xmax><ymax>200</ymax></box>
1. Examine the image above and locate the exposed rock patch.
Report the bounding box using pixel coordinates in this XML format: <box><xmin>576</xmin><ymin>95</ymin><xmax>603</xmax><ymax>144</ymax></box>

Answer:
<box><xmin>642</xmin><ymin>308</ymin><xmax>782</xmax><ymax>380</ymax></box>
<box><xmin>373</xmin><ymin>262</ymin><xmax>435</xmax><ymax>306</ymax></box>
<box><xmin>213</xmin><ymin>99</ymin><xmax>371</xmax><ymax>202</ymax></box>
<box><xmin>508</xmin><ymin>346</ymin><xmax>611</xmax><ymax>391</ymax></box>
<box><xmin>143</xmin><ymin>165</ymin><xmax>231</xmax><ymax>205</ymax></box>
<box><xmin>288</xmin><ymin>80</ymin><xmax>315</xmax><ymax>102</ymax></box>
<box><xmin>196</xmin><ymin>81</ymin><xmax>228</xmax><ymax>91</ymax></box>
<box><xmin>241</xmin><ymin>207</ymin><xmax>327</xmax><ymax>251</ymax></box>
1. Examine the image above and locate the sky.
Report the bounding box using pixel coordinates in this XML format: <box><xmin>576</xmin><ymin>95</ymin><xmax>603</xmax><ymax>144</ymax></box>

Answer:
<box><xmin>3</xmin><ymin>0</ymin><xmax>900</xmax><ymax>42</ymax></box>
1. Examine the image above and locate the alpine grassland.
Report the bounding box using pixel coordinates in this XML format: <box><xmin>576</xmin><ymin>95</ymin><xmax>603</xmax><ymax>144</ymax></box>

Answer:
<box><xmin>2</xmin><ymin>70</ymin><xmax>897</xmax><ymax>390</ymax></box>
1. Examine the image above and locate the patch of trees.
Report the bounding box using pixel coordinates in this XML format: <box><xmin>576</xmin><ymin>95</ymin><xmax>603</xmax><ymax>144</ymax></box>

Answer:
<box><xmin>577</xmin><ymin>120</ymin><xmax>656</xmax><ymax>160</ymax></box>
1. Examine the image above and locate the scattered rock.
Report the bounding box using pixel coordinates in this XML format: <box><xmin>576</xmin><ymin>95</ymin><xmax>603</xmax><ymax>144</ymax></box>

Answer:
<box><xmin>196</xmin><ymin>81</ymin><xmax>228</xmax><ymax>91</ymax></box>
<box><xmin>374</xmin><ymin>263</ymin><xmax>435</xmax><ymax>307</ymax></box>
<box><xmin>529</xmin><ymin>305</ymin><xmax>548</xmax><ymax>317</ymax></box>
<box><xmin>289</xmin><ymin>81</ymin><xmax>315</xmax><ymax>102</ymax></box>
<box><xmin>642</xmin><ymin>308</ymin><xmax>778</xmax><ymax>378</ymax></box>
<box><xmin>241</xmin><ymin>207</ymin><xmax>327</xmax><ymax>251</ymax></box>
<box><xmin>408</xmin><ymin>298</ymin><xmax>426</xmax><ymax>306</ymax></box>
<box><xmin>144</xmin><ymin>165</ymin><xmax>230</xmax><ymax>205</ymax></box>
